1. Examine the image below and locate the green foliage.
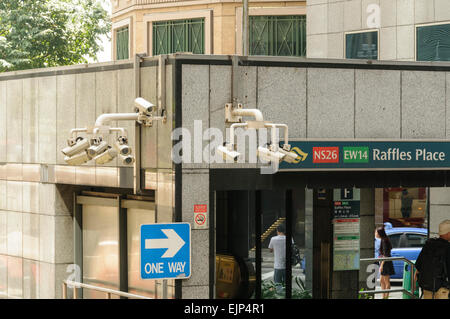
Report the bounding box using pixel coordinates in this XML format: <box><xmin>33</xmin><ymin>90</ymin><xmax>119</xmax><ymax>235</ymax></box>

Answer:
<box><xmin>261</xmin><ymin>277</ymin><xmax>312</xmax><ymax>299</ymax></box>
<box><xmin>358</xmin><ymin>288</ymin><xmax>374</xmax><ymax>299</ymax></box>
<box><xmin>0</xmin><ymin>0</ymin><xmax>111</xmax><ymax>72</ymax></box>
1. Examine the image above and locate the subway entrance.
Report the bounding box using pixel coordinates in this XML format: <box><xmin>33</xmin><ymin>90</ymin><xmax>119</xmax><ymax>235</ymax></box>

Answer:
<box><xmin>211</xmin><ymin>169</ymin><xmax>449</xmax><ymax>299</ymax></box>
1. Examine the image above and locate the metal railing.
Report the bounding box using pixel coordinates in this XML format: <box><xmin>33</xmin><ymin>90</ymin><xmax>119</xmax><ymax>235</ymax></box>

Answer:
<box><xmin>359</xmin><ymin>257</ymin><xmax>418</xmax><ymax>299</ymax></box>
<box><xmin>62</xmin><ymin>280</ymin><xmax>153</xmax><ymax>299</ymax></box>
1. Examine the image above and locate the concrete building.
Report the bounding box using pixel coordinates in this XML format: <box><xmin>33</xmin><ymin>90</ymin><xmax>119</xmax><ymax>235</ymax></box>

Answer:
<box><xmin>1</xmin><ymin>55</ymin><xmax>450</xmax><ymax>299</ymax></box>
<box><xmin>0</xmin><ymin>0</ymin><xmax>449</xmax><ymax>300</ymax></box>
<box><xmin>110</xmin><ymin>0</ymin><xmax>307</xmax><ymax>58</ymax></box>
<box><xmin>307</xmin><ymin>0</ymin><xmax>450</xmax><ymax>61</ymax></box>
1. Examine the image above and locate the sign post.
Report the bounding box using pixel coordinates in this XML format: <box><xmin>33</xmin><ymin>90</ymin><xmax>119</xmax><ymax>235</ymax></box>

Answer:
<box><xmin>140</xmin><ymin>223</ymin><xmax>191</xmax><ymax>280</ymax></box>
<box><xmin>333</xmin><ymin>189</ymin><xmax>360</xmax><ymax>271</ymax></box>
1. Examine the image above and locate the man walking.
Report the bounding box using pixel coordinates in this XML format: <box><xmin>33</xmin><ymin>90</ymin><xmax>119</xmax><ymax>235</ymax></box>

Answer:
<box><xmin>268</xmin><ymin>224</ymin><xmax>287</xmax><ymax>290</ymax></box>
<box><xmin>414</xmin><ymin>220</ymin><xmax>450</xmax><ymax>299</ymax></box>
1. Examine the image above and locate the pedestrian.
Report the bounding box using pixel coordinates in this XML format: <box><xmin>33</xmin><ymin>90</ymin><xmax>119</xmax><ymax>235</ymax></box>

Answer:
<box><xmin>268</xmin><ymin>224</ymin><xmax>287</xmax><ymax>291</ymax></box>
<box><xmin>401</xmin><ymin>189</ymin><xmax>412</xmax><ymax>219</ymax></box>
<box><xmin>414</xmin><ymin>220</ymin><xmax>450</xmax><ymax>299</ymax></box>
<box><xmin>375</xmin><ymin>226</ymin><xmax>395</xmax><ymax>299</ymax></box>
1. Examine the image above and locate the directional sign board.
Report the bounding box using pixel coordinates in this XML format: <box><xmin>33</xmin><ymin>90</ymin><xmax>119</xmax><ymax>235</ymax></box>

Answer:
<box><xmin>140</xmin><ymin>223</ymin><xmax>191</xmax><ymax>280</ymax></box>
<box><xmin>279</xmin><ymin>140</ymin><xmax>450</xmax><ymax>171</ymax></box>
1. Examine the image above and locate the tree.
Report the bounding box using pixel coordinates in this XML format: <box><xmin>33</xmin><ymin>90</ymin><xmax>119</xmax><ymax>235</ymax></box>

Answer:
<box><xmin>0</xmin><ymin>0</ymin><xmax>111</xmax><ymax>72</ymax></box>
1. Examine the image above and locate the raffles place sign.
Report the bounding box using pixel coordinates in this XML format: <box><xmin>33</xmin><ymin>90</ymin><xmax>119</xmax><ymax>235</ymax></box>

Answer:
<box><xmin>279</xmin><ymin>140</ymin><xmax>450</xmax><ymax>171</ymax></box>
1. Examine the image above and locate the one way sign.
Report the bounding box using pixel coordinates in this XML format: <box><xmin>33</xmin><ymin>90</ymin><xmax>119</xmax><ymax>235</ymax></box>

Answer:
<box><xmin>140</xmin><ymin>223</ymin><xmax>191</xmax><ymax>280</ymax></box>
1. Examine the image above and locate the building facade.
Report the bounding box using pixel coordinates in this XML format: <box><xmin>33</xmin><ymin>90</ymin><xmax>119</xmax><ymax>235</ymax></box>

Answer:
<box><xmin>110</xmin><ymin>0</ymin><xmax>307</xmax><ymax>58</ymax></box>
<box><xmin>307</xmin><ymin>0</ymin><xmax>450</xmax><ymax>61</ymax></box>
<box><xmin>0</xmin><ymin>0</ymin><xmax>449</xmax><ymax>300</ymax></box>
<box><xmin>1</xmin><ymin>55</ymin><xmax>450</xmax><ymax>299</ymax></box>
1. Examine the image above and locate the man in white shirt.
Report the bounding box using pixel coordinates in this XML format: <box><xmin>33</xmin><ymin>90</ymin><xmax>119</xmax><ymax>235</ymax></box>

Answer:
<box><xmin>269</xmin><ymin>224</ymin><xmax>287</xmax><ymax>287</ymax></box>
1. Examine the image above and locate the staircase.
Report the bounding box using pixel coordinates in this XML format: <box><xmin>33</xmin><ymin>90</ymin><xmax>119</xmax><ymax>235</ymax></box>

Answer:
<box><xmin>250</xmin><ymin>217</ymin><xmax>286</xmax><ymax>251</ymax></box>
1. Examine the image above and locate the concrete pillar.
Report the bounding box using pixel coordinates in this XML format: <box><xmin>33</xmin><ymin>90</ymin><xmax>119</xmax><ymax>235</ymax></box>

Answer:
<box><xmin>359</xmin><ymin>188</ymin><xmax>376</xmax><ymax>292</ymax></box>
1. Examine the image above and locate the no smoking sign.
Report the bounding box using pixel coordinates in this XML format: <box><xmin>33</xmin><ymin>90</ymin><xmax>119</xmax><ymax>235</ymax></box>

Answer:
<box><xmin>194</xmin><ymin>204</ymin><xmax>208</xmax><ymax>229</ymax></box>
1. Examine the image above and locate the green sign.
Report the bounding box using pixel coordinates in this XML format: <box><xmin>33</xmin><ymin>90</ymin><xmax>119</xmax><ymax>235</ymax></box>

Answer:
<box><xmin>280</xmin><ymin>140</ymin><xmax>450</xmax><ymax>171</ymax></box>
<box><xmin>343</xmin><ymin>146</ymin><xmax>369</xmax><ymax>163</ymax></box>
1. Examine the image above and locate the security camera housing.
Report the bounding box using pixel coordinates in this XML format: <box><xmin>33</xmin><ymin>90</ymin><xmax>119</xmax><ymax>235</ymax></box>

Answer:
<box><xmin>87</xmin><ymin>140</ymin><xmax>109</xmax><ymax>158</ymax></box>
<box><xmin>257</xmin><ymin>146</ymin><xmax>285</xmax><ymax>163</ymax></box>
<box><xmin>120</xmin><ymin>154</ymin><xmax>135</xmax><ymax>165</ymax></box>
<box><xmin>217</xmin><ymin>145</ymin><xmax>241</xmax><ymax>162</ymax></box>
<box><xmin>279</xmin><ymin>148</ymin><xmax>300</xmax><ymax>163</ymax></box>
<box><xmin>115</xmin><ymin>143</ymin><xmax>132</xmax><ymax>156</ymax></box>
<box><xmin>134</xmin><ymin>97</ymin><xmax>155</xmax><ymax>115</ymax></box>
<box><xmin>61</xmin><ymin>137</ymin><xmax>91</xmax><ymax>157</ymax></box>
<box><xmin>64</xmin><ymin>151</ymin><xmax>90</xmax><ymax>165</ymax></box>
<box><xmin>93</xmin><ymin>147</ymin><xmax>118</xmax><ymax>165</ymax></box>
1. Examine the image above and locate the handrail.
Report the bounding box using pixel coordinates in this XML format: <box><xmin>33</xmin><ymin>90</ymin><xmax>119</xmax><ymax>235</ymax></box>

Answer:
<box><xmin>359</xmin><ymin>257</ymin><xmax>418</xmax><ymax>299</ymax></box>
<box><xmin>62</xmin><ymin>280</ymin><xmax>153</xmax><ymax>299</ymax></box>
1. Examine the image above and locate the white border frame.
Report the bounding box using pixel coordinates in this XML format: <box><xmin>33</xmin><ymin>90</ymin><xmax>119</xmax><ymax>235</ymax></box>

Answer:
<box><xmin>112</xmin><ymin>17</ymin><xmax>133</xmax><ymax>61</ymax></box>
<box><xmin>143</xmin><ymin>9</ymin><xmax>213</xmax><ymax>56</ymax></box>
<box><xmin>235</xmin><ymin>6</ymin><xmax>307</xmax><ymax>56</ymax></box>
<box><xmin>414</xmin><ymin>21</ymin><xmax>450</xmax><ymax>62</ymax></box>
<box><xmin>343</xmin><ymin>28</ymin><xmax>380</xmax><ymax>60</ymax></box>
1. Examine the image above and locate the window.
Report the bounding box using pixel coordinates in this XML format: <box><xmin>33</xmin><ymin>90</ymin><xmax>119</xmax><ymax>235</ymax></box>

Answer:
<box><xmin>152</xmin><ymin>18</ymin><xmax>204</xmax><ymax>56</ymax></box>
<box><xmin>406</xmin><ymin>234</ymin><xmax>427</xmax><ymax>248</ymax></box>
<box><xmin>388</xmin><ymin>234</ymin><xmax>402</xmax><ymax>249</ymax></box>
<box><xmin>116</xmin><ymin>26</ymin><xmax>129</xmax><ymax>60</ymax></box>
<box><xmin>249</xmin><ymin>15</ymin><xmax>306</xmax><ymax>57</ymax></box>
<box><xmin>417</xmin><ymin>23</ymin><xmax>450</xmax><ymax>61</ymax></box>
<box><xmin>345</xmin><ymin>31</ymin><xmax>378</xmax><ymax>60</ymax></box>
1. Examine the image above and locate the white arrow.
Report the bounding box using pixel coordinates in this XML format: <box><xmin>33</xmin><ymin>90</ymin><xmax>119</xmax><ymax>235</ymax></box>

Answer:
<box><xmin>145</xmin><ymin>229</ymin><xmax>185</xmax><ymax>258</ymax></box>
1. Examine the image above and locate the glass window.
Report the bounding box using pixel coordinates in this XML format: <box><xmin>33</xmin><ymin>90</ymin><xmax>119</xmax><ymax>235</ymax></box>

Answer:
<box><xmin>249</xmin><ymin>15</ymin><xmax>306</xmax><ymax>57</ymax></box>
<box><xmin>82</xmin><ymin>204</ymin><xmax>120</xmax><ymax>299</ymax></box>
<box><xmin>388</xmin><ymin>234</ymin><xmax>402</xmax><ymax>248</ymax></box>
<box><xmin>379</xmin><ymin>188</ymin><xmax>428</xmax><ymax>228</ymax></box>
<box><xmin>417</xmin><ymin>23</ymin><xmax>450</xmax><ymax>61</ymax></box>
<box><xmin>127</xmin><ymin>207</ymin><xmax>157</xmax><ymax>298</ymax></box>
<box><xmin>153</xmin><ymin>18</ymin><xmax>204</xmax><ymax>56</ymax></box>
<box><xmin>345</xmin><ymin>31</ymin><xmax>378</xmax><ymax>60</ymax></box>
<box><xmin>116</xmin><ymin>26</ymin><xmax>129</xmax><ymax>60</ymax></box>
<box><xmin>406</xmin><ymin>234</ymin><xmax>427</xmax><ymax>248</ymax></box>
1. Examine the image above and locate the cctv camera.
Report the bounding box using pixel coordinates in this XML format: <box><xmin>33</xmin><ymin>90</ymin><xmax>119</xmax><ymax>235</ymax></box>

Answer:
<box><xmin>134</xmin><ymin>97</ymin><xmax>155</xmax><ymax>115</ymax></box>
<box><xmin>120</xmin><ymin>154</ymin><xmax>135</xmax><ymax>165</ymax></box>
<box><xmin>93</xmin><ymin>147</ymin><xmax>118</xmax><ymax>165</ymax></box>
<box><xmin>64</xmin><ymin>151</ymin><xmax>90</xmax><ymax>165</ymax></box>
<box><xmin>217</xmin><ymin>144</ymin><xmax>241</xmax><ymax>162</ymax></box>
<box><xmin>61</xmin><ymin>137</ymin><xmax>91</xmax><ymax>157</ymax></box>
<box><xmin>279</xmin><ymin>148</ymin><xmax>300</xmax><ymax>163</ymax></box>
<box><xmin>87</xmin><ymin>140</ymin><xmax>109</xmax><ymax>158</ymax></box>
<box><xmin>257</xmin><ymin>146</ymin><xmax>285</xmax><ymax>163</ymax></box>
<box><xmin>114</xmin><ymin>136</ymin><xmax>132</xmax><ymax>156</ymax></box>
<box><xmin>115</xmin><ymin>144</ymin><xmax>132</xmax><ymax>156</ymax></box>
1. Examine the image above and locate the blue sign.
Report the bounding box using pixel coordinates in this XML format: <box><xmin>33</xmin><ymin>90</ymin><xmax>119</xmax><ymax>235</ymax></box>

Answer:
<box><xmin>140</xmin><ymin>223</ymin><xmax>191</xmax><ymax>280</ymax></box>
<box><xmin>280</xmin><ymin>140</ymin><xmax>450</xmax><ymax>171</ymax></box>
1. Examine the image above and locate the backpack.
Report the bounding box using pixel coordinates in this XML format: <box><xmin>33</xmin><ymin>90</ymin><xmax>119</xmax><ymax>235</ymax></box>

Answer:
<box><xmin>417</xmin><ymin>238</ymin><xmax>449</xmax><ymax>292</ymax></box>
